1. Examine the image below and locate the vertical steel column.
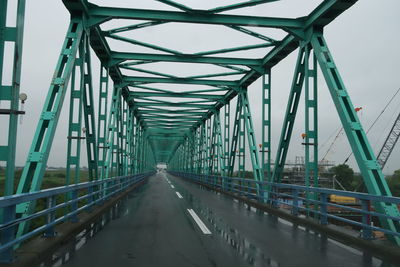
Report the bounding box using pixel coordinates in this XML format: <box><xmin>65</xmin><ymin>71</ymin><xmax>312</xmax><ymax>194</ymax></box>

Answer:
<box><xmin>272</xmin><ymin>48</ymin><xmax>306</xmax><ymax>183</ymax></box>
<box><xmin>206</xmin><ymin>118</ymin><xmax>212</xmax><ymax>174</ymax></box>
<box><xmin>141</xmin><ymin>135</ymin><xmax>145</xmax><ymax>172</ymax></box>
<box><xmin>137</xmin><ymin>126</ymin><xmax>143</xmax><ymax>173</ymax></box>
<box><xmin>189</xmin><ymin>132</ymin><xmax>195</xmax><ymax>173</ymax></box>
<box><xmin>303</xmin><ymin>44</ymin><xmax>319</xmax><ymax>212</ymax></box>
<box><xmin>122</xmin><ymin>101</ymin><xmax>128</xmax><ymax>175</ymax></box>
<box><xmin>197</xmin><ymin>126</ymin><xmax>203</xmax><ymax>173</ymax></box>
<box><xmin>211</xmin><ymin>116</ymin><xmax>218</xmax><ymax>174</ymax></box>
<box><xmin>214</xmin><ymin>110</ymin><xmax>226</xmax><ymax>175</ymax></box>
<box><xmin>102</xmin><ymin>86</ymin><xmax>121</xmax><ymax>179</ymax></box>
<box><xmin>126</xmin><ymin>106</ymin><xmax>133</xmax><ymax>175</ymax></box>
<box><xmin>241</xmin><ymin>90</ymin><xmax>263</xmax><ymax>184</ymax></box>
<box><xmin>140</xmin><ymin>129</ymin><xmax>146</xmax><ymax>172</ymax></box>
<box><xmin>65</xmin><ymin>54</ymin><xmax>83</xmax><ymax>185</ymax></box>
<box><xmin>0</xmin><ymin>0</ymin><xmax>26</xmax><ymax>197</ymax></box>
<box><xmin>15</xmin><ymin>19</ymin><xmax>83</xmax><ymax>237</ymax></box>
<box><xmin>224</xmin><ymin>103</ymin><xmax>230</xmax><ymax>175</ymax></box>
<box><xmin>116</xmin><ymin>96</ymin><xmax>123</xmax><ymax>176</ymax></box>
<box><xmin>238</xmin><ymin>98</ymin><xmax>246</xmax><ymax>178</ymax></box>
<box><xmin>183</xmin><ymin>136</ymin><xmax>188</xmax><ymax>172</ymax></box>
<box><xmin>228</xmin><ymin>97</ymin><xmax>242</xmax><ymax>176</ymax></box>
<box><xmin>80</xmin><ymin>35</ymin><xmax>98</xmax><ymax>181</ymax></box>
<box><xmin>133</xmin><ymin>118</ymin><xmax>139</xmax><ymax>174</ymax></box>
<box><xmin>311</xmin><ymin>33</ymin><xmax>400</xmax><ymax>244</ymax></box>
<box><xmin>261</xmin><ymin>69</ymin><xmax>272</xmax><ymax>181</ymax></box>
<box><xmin>96</xmin><ymin>66</ymin><xmax>109</xmax><ymax>175</ymax></box>
<box><xmin>201</xmin><ymin>122</ymin><xmax>207</xmax><ymax>174</ymax></box>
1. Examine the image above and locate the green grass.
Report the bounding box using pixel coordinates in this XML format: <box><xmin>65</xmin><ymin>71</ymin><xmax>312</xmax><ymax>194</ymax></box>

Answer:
<box><xmin>0</xmin><ymin>168</ymin><xmax>89</xmax><ymax>196</ymax></box>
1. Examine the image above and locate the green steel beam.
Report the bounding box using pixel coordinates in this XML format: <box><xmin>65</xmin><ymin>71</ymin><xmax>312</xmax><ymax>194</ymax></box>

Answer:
<box><xmin>110</xmin><ymin>52</ymin><xmax>261</xmax><ymax>67</ymax></box>
<box><xmin>227</xmin><ymin>25</ymin><xmax>277</xmax><ymax>43</ymax></box>
<box><xmin>240</xmin><ymin>89</ymin><xmax>264</xmax><ymax>184</ymax></box>
<box><xmin>65</xmin><ymin>56</ymin><xmax>83</xmax><ymax>186</ymax></box>
<box><xmin>126</xmin><ymin>107</ymin><xmax>134</xmax><ymax>175</ymax></box>
<box><xmin>140</xmin><ymin>115</ymin><xmax>202</xmax><ymax>120</ymax></box>
<box><xmin>0</xmin><ymin>0</ymin><xmax>26</xmax><ymax>197</ymax></box>
<box><xmin>223</xmin><ymin>103</ymin><xmax>230</xmax><ymax>175</ymax></box>
<box><xmin>210</xmin><ymin>116</ymin><xmax>217</xmax><ymax>174</ymax></box>
<box><xmin>272</xmin><ymin>48</ymin><xmax>305</xmax><ymax>183</ymax></box>
<box><xmin>102</xmin><ymin>86</ymin><xmax>122</xmax><ymax>179</ymax></box>
<box><xmin>80</xmin><ymin>34</ymin><xmax>99</xmax><ymax>181</ymax></box>
<box><xmin>311</xmin><ymin>33</ymin><xmax>400</xmax><ymax>245</ymax></box>
<box><xmin>97</xmin><ymin>65</ymin><xmax>109</xmax><ymax>171</ymax></box>
<box><xmin>106</xmin><ymin>21</ymin><xmax>164</xmax><ymax>35</ymax></box>
<box><xmin>107</xmin><ymin>34</ymin><xmax>183</xmax><ymax>56</ymax></box>
<box><xmin>214</xmin><ymin>111</ymin><xmax>226</xmax><ymax>175</ymax></box>
<box><xmin>134</xmin><ymin>102</ymin><xmax>214</xmax><ymax>109</ymax></box>
<box><xmin>194</xmin><ymin>43</ymin><xmax>274</xmax><ymax>56</ymax></box>
<box><xmin>133</xmin><ymin>98</ymin><xmax>215</xmax><ymax>105</ymax></box>
<box><xmin>120</xmin><ymin>65</ymin><xmax>178</xmax><ymax>79</ymax></box>
<box><xmin>139</xmin><ymin>109</ymin><xmax>205</xmax><ymax>115</ymax></box>
<box><xmin>146</xmin><ymin>122</ymin><xmax>196</xmax><ymax>127</ymax></box>
<box><xmin>186</xmin><ymin>71</ymin><xmax>245</xmax><ymax>79</ymax></box>
<box><xmin>130</xmin><ymin>85</ymin><xmax>228</xmax><ymax>94</ymax></box>
<box><xmin>16</xmin><ymin>19</ymin><xmax>84</xmax><ymax>236</ymax></box>
<box><xmin>130</xmin><ymin>91</ymin><xmax>224</xmax><ymax>100</ymax></box>
<box><xmin>261</xmin><ymin>68</ymin><xmax>272</xmax><ymax>181</ymax></box>
<box><xmin>143</xmin><ymin>117</ymin><xmax>199</xmax><ymax>122</ymax></box>
<box><xmin>238</xmin><ymin>95</ymin><xmax>246</xmax><ymax>178</ymax></box>
<box><xmin>228</xmin><ymin>97</ymin><xmax>242</xmax><ymax>176</ymax></box>
<box><xmin>208</xmin><ymin>0</ymin><xmax>278</xmax><ymax>13</ymax></box>
<box><xmin>88</xmin><ymin>6</ymin><xmax>303</xmax><ymax>29</ymax></box>
<box><xmin>123</xmin><ymin>76</ymin><xmax>238</xmax><ymax>86</ymax></box>
<box><xmin>155</xmin><ymin>0</ymin><xmax>193</xmax><ymax>12</ymax></box>
<box><xmin>206</xmin><ymin>118</ymin><xmax>212</xmax><ymax>174</ymax></box>
<box><xmin>303</xmin><ymin>44</ymin><xmax>318</xmax><ymax>192</ymax></box>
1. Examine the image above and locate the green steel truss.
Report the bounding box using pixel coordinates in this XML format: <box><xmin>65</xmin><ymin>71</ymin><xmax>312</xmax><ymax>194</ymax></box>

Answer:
<box><xmin>0</xmin><ymin>0</ymin><xmax>26</xmax><ymax>197</ymax></box>
<box><xmin>4</xmin><ymin>0</ymin><xmax>398</xmax><ymax>243</ymax></box>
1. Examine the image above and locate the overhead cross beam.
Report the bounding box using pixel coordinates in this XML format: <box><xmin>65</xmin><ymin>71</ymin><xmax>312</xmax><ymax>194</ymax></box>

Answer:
<box><xmin>88</xmin><ymin>6</ymin><xmax>304</xmax><ymax>29</ymax></box>
<box><xmin>123</xmin><ymin>76</ymin><xmax>238</xmax><ymax>86</ymax></box>
<box><xmin>110</xmin><ymin>52</ymin><xmax>261</xmax><ymax>67</ymax></box>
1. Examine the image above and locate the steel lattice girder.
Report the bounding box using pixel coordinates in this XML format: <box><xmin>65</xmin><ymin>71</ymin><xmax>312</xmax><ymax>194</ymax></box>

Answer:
<box><xmin>11</xmin><ymin>0</ymin><xmax>400</xmax><ymax>244</ymax></box>
<box><xmin>0</xmin><ymin>0</ymin><xmax>26</xmax><ymax>198</ymax></box>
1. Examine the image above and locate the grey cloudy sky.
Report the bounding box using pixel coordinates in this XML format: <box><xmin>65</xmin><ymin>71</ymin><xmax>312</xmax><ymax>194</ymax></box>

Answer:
<box><xmin>3</xmin><ymin>0</ymin><xmax>400</xmax><ymax>175</ymax></box>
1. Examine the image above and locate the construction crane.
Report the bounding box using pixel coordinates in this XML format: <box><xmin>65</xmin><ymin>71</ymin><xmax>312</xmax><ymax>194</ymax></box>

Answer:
<box><xmin>376</xmin><ymin>112</ymin><xmax>400</xmax><ymax>169</ymax></box>
<box><xmin>343</xmin><ymin>88</ymin><xmax>400</xmax><ymax>167</ymax></box>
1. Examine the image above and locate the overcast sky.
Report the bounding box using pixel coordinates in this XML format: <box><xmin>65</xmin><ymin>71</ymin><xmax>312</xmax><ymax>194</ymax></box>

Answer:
<box><xmin>2</xmin><ymin>0</ymin><xmax>400</xmax><ymax>175</ymax></box>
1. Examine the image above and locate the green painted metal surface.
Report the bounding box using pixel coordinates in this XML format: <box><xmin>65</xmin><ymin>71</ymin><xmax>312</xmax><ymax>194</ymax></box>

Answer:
<box><xmin>15</xmin><ymin>19</ymin><xmax>84</xmax><ymax>237</ymax></box>
<box><xmin>0</xmin><ymin>0</ymin><xmax>26</xmax><ymax>197</ymax></box>
<box><xmin>6</xmin><ymin>0</ymin><xmax>398</xmax><ymax>244</ymax></box>
<box><xmin>311</xmin><ymin>33</ymin><xmax>400</xmax><ymax>245</ymax></box>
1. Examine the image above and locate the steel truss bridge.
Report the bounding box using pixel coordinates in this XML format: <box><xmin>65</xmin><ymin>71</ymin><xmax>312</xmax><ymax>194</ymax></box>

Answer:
<box><xmin>0</xmin><ymin>0</ymin><xmax>400</xmax><ymax>265</ymax></box>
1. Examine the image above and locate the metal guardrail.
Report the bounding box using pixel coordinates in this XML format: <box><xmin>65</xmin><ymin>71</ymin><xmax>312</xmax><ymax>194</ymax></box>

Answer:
<box><xmin>0</xmin><ymin>172</ymin><xmax>154</xmax><ymax>262</ymax></box>
<box><xmin>169</xmin><ymin>171</ymin><xmax>400</xmax><ymax>243</ymax></box>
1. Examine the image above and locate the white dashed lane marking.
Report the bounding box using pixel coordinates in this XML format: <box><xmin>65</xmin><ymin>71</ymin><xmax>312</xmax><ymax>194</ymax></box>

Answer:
<box><xmin>187</xmin><ymin>209</ymin><xmax>212</xmax><ymax>235</ymax></box>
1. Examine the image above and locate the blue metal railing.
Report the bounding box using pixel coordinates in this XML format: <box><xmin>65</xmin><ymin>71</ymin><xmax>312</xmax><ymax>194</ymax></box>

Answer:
<box><xmin>169</xmin><ymin>171</ymin><xmax>400</xmax><ymax>243</ymax></box>
<box><xmin>0</xmin><ymin>172</ymin><xmax>154</xmax><ymax>262</ymax></box>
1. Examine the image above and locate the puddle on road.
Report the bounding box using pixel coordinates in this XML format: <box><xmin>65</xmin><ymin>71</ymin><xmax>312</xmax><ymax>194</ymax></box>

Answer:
<box><xmin>175</xmin><ymin>179</ymin><xmax>395</xmax><ymax>267</ymax></box>
<box><xmin>177</xmin><ymin>184</ymin><xmax>281</xmax><ymax>267</ymax></box>
<box><xmin>39</xmin><ymin>186</ymin><xmax>146</xmax><ymax>267</ymax></box>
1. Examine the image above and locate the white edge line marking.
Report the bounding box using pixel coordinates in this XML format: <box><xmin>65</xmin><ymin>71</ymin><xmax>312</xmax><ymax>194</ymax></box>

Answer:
<box><xmin>187</xmin><ymin>209</ymin><xmax>212</xmax><ymax>235</ymax></box>
<box><xmin>171</xmin><ymin>185</ymin><xmax>175</xmax><ymax>189</ymax></box>
<box><xmin>175</xmin><ymin>192</ymin><xmax>183</xmax><ymax>199</ymax></box>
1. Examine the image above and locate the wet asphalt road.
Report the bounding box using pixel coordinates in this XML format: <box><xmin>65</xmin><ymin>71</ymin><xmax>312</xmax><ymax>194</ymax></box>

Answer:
<box><xmin>62</xmin><ymin>172</ymin><xmax>393</xmax><ymax>267</ymax></box>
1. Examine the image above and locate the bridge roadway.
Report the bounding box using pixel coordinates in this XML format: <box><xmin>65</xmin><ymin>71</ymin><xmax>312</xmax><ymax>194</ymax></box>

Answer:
<box><xmin>61</xmin><ymin>172</ymin><xmax>388</xmax><ymax>267</ymax></box>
